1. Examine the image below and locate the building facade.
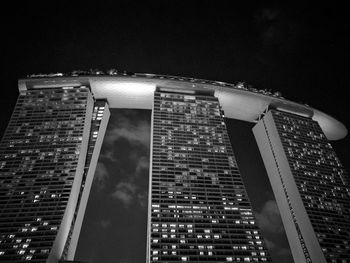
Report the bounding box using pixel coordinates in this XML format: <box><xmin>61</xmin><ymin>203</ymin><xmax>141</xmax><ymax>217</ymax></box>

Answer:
<box><xmin>147</xmin><ymin>89</ymin><xmax>270</xmax><ymax>262</ymax></box>
<box><xmin>0</xmin><ymin>72</ymin><xmax>348</xmax><ymax>262</ymax></box>
<box><xmin>0</xmin><ymin>86</ymin><xmax>109</xmax><ymax>262</ymax></box>
<box><xmin>253</xmin><ymin>109</ymin><xmax>350</xmax><ymax>263</ymax></box>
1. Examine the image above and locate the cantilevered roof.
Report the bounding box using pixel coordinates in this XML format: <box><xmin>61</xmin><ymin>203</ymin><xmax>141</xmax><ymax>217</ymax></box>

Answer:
<box><xmin>18</xmin><ymin>74</ymin><xmax>347</xmax><ymax>141</ymax></box>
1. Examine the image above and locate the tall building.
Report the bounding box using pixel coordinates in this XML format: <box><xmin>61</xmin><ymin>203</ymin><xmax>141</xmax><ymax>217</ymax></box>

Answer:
<box><xmin>253</xmin><ymin>108</ymin><xmax>350</xmax><ymax>263</ymax></box>
<box><xmin>147</xmin><ymin>89</ymin><xmax>270</xmax><ymax>262</ymax></box>
<box><xmin>0</xmin><ymin>72</ymin><xmax>348</xmax><ymax>262</ymax></box>
<box><xmin>0</xmin><ymin>86</ymin><xmax>109</xmax><ymax>262</ymax></box>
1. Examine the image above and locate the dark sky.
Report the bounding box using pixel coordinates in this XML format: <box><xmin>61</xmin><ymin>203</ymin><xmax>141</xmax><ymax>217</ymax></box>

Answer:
<box><xmin>76</xmin><ymin>110</ymin><xmax>151</xmax><ymax>263</ymax></box>
<box><xmin>0</xmin><ymin>1</ymin><xmax>349</xmax><ymax>262</ymax></box>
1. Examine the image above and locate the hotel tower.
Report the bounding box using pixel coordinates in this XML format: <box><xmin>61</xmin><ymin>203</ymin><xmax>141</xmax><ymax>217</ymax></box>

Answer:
<box><xmin>0</xmin><ymin>71</ymin><xmax>348</xmax><ymax>263</ymax></box>
<box><xmin>253</xmin><ymin>108</ymin><xmax>350</xmax><ymax>262</ymax></box>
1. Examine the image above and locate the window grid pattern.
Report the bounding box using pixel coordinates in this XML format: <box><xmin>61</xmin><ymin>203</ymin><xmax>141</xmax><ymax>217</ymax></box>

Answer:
<box><xmin>150</xmin><ymin>91</ymin><xmax>271</xmax><ymax>262</ymax></box>
<box><xmin>0</xmin><ymin>87</ymin><xmax>90</xmax><ymax>262</ymax></box>
<box><xmin>271</xmin><ymin>110</ymin><xmax>350</xmax><ymax>262</ymax></box>
<box><xmin>61</xmin><ymin>100</ymin><xmax>107</xmax><ymax>259</ymax></box>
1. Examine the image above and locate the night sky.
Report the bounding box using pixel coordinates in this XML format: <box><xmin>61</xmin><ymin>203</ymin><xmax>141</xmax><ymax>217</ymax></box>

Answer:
<box><xmin>1</xmin><ymin>2</ymin><xmax>349</xmax><ymax>263</ymax></box>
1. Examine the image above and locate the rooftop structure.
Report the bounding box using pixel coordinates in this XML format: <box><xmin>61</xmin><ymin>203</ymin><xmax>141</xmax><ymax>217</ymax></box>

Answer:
<box><xmin>20</xmin><ymin>71</ymin><xmax>347</xmax><ymax>141</ymax></box>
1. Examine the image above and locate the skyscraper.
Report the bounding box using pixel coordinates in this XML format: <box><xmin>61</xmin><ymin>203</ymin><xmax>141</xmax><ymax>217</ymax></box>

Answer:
<box><xmin>0</xmin><ymin>86</ymin><xmax>109</xmax><ymax>262</ymax></box>
<box><xmin>253</xmin><ymin>107</ymin><xmax>350</xmax><ymax>263</ymax></box>
<box><xmin>0</xmin><ymin>72</ymin><xmax>348</xmax><ymax>263</ymax></box>
<box><xmin>147</xmin><ymin>88</ymin><xmax>270</xmax><ymax>262</ymax></box>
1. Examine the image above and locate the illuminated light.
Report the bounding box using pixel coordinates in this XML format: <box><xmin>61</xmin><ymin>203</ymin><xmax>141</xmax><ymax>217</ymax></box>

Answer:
<box><xmin>91</xmin><ymin>80</ymin><xmax>155</xmax><ymax>109</ymax></box>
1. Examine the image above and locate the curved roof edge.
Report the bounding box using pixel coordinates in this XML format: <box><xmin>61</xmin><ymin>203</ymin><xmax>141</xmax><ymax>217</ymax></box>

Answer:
<box><xmin>18</xmin><ymin>75</ymin><xmax>347</xmax><ymax>141</ymax></box>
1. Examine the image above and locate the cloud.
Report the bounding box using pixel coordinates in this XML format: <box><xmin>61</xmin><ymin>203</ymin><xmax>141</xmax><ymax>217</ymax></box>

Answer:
<box><xmin>104</xmin><ymin>117</ymin><xmax>150</xmax><ymax>147</ymax></box>
<box><xmin>135</xmin><ymin>155</ymin><xmax>149</xmax><ymax>176</ymax></box>
<box><xmin>264</xmin><ymin>239</ymin><xmax>276</xmax><ymax>250</ymax></box>
<box><xmin>264</xmin><ymin>239</ymin><xmax>292</xmax><ymax>262</ymax></box>
<box><xmin>111</xmin><ymin>181</ymin><xmax>137</xmax><ymax>207</ymax></box>
<box><xmin>255</xmin><ymin>200</ymin><xmax>284</xmax><ymax>233</ymax></box>
<box><xmin>113</xmin><ymin>190</ymin><xmax>133</xmax><ymax>207</ymax></box>
<box><xmin>260</xmin><ymin>8</ymin><xmax>280</xmax><ymax>21</ymax></box>
<box><xmin>99</xmin><ymin>149</ymin><xmax>117</xmax><ymax>162</ymax></box>
<box><xmin>93</xmin><ymin>162</ymin><xmax>109</xmax><ymax>190</ymax></box>
<box><xmin>98</xmin><ymin>219</ymin><xmax>111</xmax><ymax>229</ymax></box>
<box><xmin>111</xmin><ymin>181</ymin><xmax>148</xmax><ymax>209</ymax></box>
<box><xmin>254</xmin><ymin>7</ymin><xmax>284</xmax><ymax>45</ymax></box>
<box><xmin>254</xmin><ymin>5</ymin><xmax>304</xmax><ymax>58</ymax></box>
<box><xmin>96</xmin><ymin>111</ymin><xmax>151</xmax><ymax>210</ymax></box>
<box><xmin>137</xmin><ymin>191</ymin><xmax>148</xmax><ymax>209</ymax></box>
